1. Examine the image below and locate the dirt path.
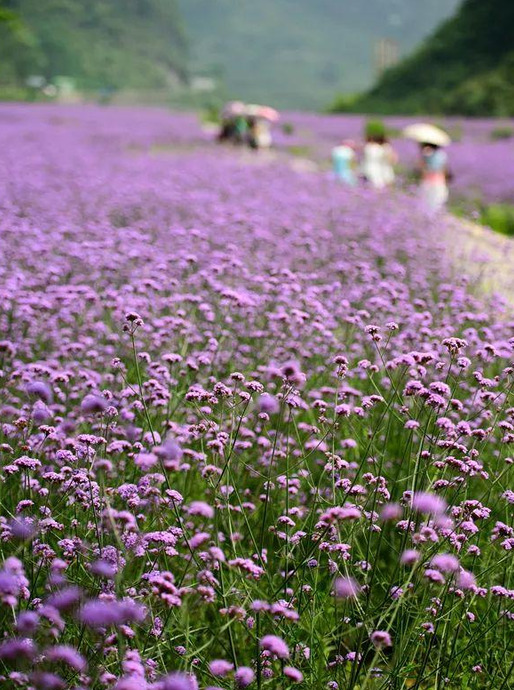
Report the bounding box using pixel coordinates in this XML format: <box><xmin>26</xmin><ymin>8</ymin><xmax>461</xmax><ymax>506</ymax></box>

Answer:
<box><xmin>239</xmin><ymin>147</ymin><xmax>514</xmax><ymax>308</ymax></box>
<box><xmin>443</xmin><ymin>214</ymin><xmax>514</xmax><ymax>309</ymax></box>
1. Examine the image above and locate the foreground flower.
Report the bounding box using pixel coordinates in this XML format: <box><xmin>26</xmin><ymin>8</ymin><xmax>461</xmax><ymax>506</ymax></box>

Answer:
<box><xmin>430</xmin><ymin>553</ymin><xmax>459</xmax><ymax>573</ymax></box>
<box><xmin>234</xmin><ymin>667</ymin><xmax>255</xmax><ymax>687</ymax></box>
<box><xmin>334</xmin><ymin>576</ymin><xmax>361</xmax><ymax>599</ymax></box>
<box><xmin>284</xmin><ymin>666</ymin><xmax>303</xmax><ymax>682</ymax></box>
<box><xmin>260</xmin><ymin>634</ymin><xmax>290</xmax><ymax>659</ymax></box>
<box><xmin>80</xmin><ymin>598</ymin><xmax>146</xmax><ymax>628</ymax></box>
<box><xmin>161</xmin><ymin>673</ymin><xmax>198</xmax><ymax>690</ymax></box>
<box><xmin>81</xmin><ymin>393</ymin><xmax>109</xmax><ymax>414</ymax></box>
<box><xmin>209</xmin><ymin>659</ymin><xmax>234</xmax><ymax>677</ymax></box>
<box><xmin>400</xmin><ymin>549</ymin><xmax>420</xmax><ymax>566</ymax></box>
<box><xmin>411</xmin><ymin>492</ymin><xmax>447</xmax><ymax>515</ymax></box>
<box><xmin>45</xmin><ymin>645</ymin><xmax>87</xmax><ymax>671</ymax></box>
<box><xmin>370</xmin><ymin>631</ymin><xmax>393</xmax><ymax>649</ymax></box>
<box><xmin>258</xmin><ymin>394</ymin><xmax>280</xmax><ymax>414</ymax></box>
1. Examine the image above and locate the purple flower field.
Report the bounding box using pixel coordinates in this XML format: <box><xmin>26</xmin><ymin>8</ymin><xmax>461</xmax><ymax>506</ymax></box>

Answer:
<box><xmin>0</xmin><ymin>104</ymin><xmax>513</xmax><ymax>689</ymax></box>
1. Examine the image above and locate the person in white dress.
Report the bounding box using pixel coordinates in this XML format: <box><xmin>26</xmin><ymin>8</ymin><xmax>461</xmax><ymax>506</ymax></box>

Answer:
<box><xmin>361</xmin><ymin>124</ymin><xmax>397</xmax><ymax>189</ymax></box>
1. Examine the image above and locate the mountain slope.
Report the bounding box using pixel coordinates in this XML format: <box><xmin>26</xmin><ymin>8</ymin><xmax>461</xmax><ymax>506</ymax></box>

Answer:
<box><xmin>0</xmin><ymin>0</ymin><xmax>187</xmax><ymax>90</ymax></box>
<box><xmin>179</xmin><ymin>0</ymin><xmax>459</xmax><ymax>110</ymax></box>
<box><xmin>352</xmin><ymin>0</ymin><xmax>514</xmax><ymax>115</ymax></box>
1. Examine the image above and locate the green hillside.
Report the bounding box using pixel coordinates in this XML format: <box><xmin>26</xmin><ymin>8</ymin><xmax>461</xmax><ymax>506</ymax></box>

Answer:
<box><xmin>0</xmin><ymin>0</ymin><xmax>187</xmax><ymax>91</ymax></box>
<box><xmin>180</xmin><ymin>0</ymin><xmax>459</xmax><ymax>110</ymax></box>
<box><xmin>344</xmin><ymin>0</ymin><xmax>514</xmax><ymax>116</ymax></box>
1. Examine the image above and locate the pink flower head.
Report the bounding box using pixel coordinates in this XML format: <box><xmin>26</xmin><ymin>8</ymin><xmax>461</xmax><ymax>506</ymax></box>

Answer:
<box><xmin>209</xmin><ymin>659</ymin><xmax>234</xmax><ymax>677</ymax></box>
<box><xmin>457</xmin><ymin>569</ymin><xmax>476</xmax><ymax>590</ymax></box>
<box><xmin>260</xmin><ymin>634</ymin><xmax>289</xmax><ymax>659</ymax></box>
<box><xmin>45</xmin><ymin>645</ymin><xmax>87</xmax><ymax>672</ymax></box>
<box><xmin>284</xmin><ymin>666</ymin><xmax>303</xmax><ymax>682</ymax></box>
<box><xmin>411</xmin><ymin>492</ymin><xmax>446</xmax><ymax>515</ymax></box>
<box><xmin>370</xmin><ymin>630</ymin><xmax>392</xmax><ymax>649</ymax></box>
<box><xmin>430</xmin><ymin>553</ymin><xmax>459</xmax><ymax>573</ymax></box>
<box><xmin>188</xmin><ymin>501</ymin><xmax>215</xmax><ymax>519</ymax></box>
<box><xmin>81</xmin><ymin>393</ymin><xmax>108</xmax><ymax>414</ymax></box>
<box><xmin>26</xmin><ymin>380</ymin><xmax>53</xmax><ymax>404</ymax></box>
<box><xmin>380</xmin><ymin>503</ymin><xmax>402</xmax><ymax>521</ymax></box>
<box><xmin>235</xmin><ymin>667</ymin><xmax>255</xmax><ymax>687</ymax></box>
<box><xmin>334</xmin><ymin>576</ymin><xmax>361</xmax><ymax>600</ymax></box>
<box><xmin>258</xmin><ymin>394</ymin><xmax>280</xmax><ymax>415</ymax></box>
<box><xmin>400</xmin><ymin>549</ymin><xmax>420</xmax><ymax>566</ymax></box>
<box><xmin>161</xmin><ymin>673</ymin><xmax>198</xmax><ymax>690</ymax></box>
<box><xmin>80</xmin><ymin>598</ymin><xmax>146</xmax><ymax>628</ymax></box>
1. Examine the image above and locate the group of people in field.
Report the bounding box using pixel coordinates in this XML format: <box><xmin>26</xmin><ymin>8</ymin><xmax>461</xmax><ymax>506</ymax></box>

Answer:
<box><xmin>218</xmin><ymin>102</ymin><xmax>277</xmax><ymax>150</ymax></box>
<box><xmin>332</xmin><ymin>120</ymin><xmax>451</xmax><ymax>211</ymax></box>
<box><xmin>218</xmin><ymin>103</ymin><xmax>451</xmax><ymax>212</ymax></box>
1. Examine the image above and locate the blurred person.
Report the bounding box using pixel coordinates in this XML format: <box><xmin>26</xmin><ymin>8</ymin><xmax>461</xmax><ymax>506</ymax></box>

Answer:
<box><xmin>233</xmin><ymin>115</ymin><xmax>249</xmax><ymax>144</ymax></box>
<box><xmin>218</xmin><ymin>116</ymin><xmax>236</xmax><ymax>143</ymax></box>
<box><xmin>419</xmin><ymin>143</ymin><xmax>450</xmax><ymax>211</ymax></box>
<box><xmin>361</xmin><ymin>121</ymin><xmax>397</xmax><ymax>189</ymax></box>
<box><xmin>247</xmin><ymin>117</ymin><xmax>258</xmax><ymax>149</ymax></box>
<box><xmin>248</xmin><ymin>117</ymin><xmax>272</xmax><ymax>150</ymax></box>
<box><xmin>332</xmin><ymin>140</ymin><xmax>358</xmax><ymax>185</ymax></box>
<box><xmin>218</xmin><ymin>101</ymin><xmax>249</xmax><ymax>145</ymax></box>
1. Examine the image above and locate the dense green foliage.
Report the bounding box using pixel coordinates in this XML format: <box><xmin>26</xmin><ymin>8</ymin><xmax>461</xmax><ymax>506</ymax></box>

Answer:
<box><xmin>0</xmin><ymin>0</ymin><xmax>187</xmax><ymax>90</ymax></box>
<box><xmin>336</xmin><ymin>0</ymin><xmax>514</xmax><ymax>116</ymax></box>
<box><xmin>480</xmin><ymin>204</ymin><xmax>514</xmax><ymax>237</ymax></box>
<box><xmin>180</xmin><ymin>0</ymin><xmax>458</xmax><ymax>110</ymax></box>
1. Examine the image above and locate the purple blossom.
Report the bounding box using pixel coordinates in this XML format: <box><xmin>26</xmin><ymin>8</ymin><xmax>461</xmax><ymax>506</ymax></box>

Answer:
<box><xmin>16</xmin><ymin>611</ymin><xmax>40</xmax><ymax>635</ymax></box>
<box><xmin>370</xmin><ymin>631</ymin><xmax>393</xmax><ymax>649</ymax></box>
<box><xmin>80</xmin><ymin>598</ymin><xmax>146</xmax><ymax>628</ymax></box>
<box><xmin>209</xmin><ymin>659</ymin><xmax>234</xmax><ymax>677</ymax></box>
<box><xmin>457</xmin><ymin>569</ymin><xmax>477</xmax><ymax>590</ymax></box>
<box><xmin>45</xmin><ymin>645</ymin><xmax>87</xmax><ymax>671</ymax></box>
<box><xmin>28</xmin><ymin>672</ymin><xmax>66</xmax><ymax>690</ymax></box>
<box><xmin>47</xmin><ymin>586</ymin><xmax>81</xmax><ymax>612</ymax></box>
<box><xmin>91</xmin><ymin>559</ymin><xmax>117</xmax><ymax>579</ymax></box>
<box><xmin>411</xmin><ymin>492</ymin><xmax>447</xmax><ymax>516</ymax></box>
<box><xmin>80</xmin><ymin>393</ymin><xmax>109</xmax><ymax>414</ymax></box>
<box><xmin>400</xmin><ymin>549</ymin><xmax>420</xmax><ymax>566</ymax></box>
<box><xmin>188</xmin><ymin>501</ymin><xmax>215</xmax><ymax>519</ymax></box>
<box><xmin>234</xmin><ymin>667</ymin><xmax>255</xmax><ymax>687</ymax></box>
<box><xmin>26</xmin><ymin>380</ymin><xmax>53</xmax><ymax>404</ymax></box>
<box><xmin>284</xmin><ymin>666</ymin><xmax>303</xmax><ymax>682</ymax></box>
<box><xmin>258</xmin><ymin>394</ymin><xmax>280</xmax><ymax>414</ymax></box>
<box><xmin>430</xmin><ymin>553</ymin><xmax>460</xmax><ymax>573</ymax></box>
<box><xmin>260</xmin><ymin>635</ymin><xmax>289</xmax><ymax>659</ymax></box>
<box><xmin>161</xmin><ymin>673</ymin><xmax>198</xmax><ymax>690</ymax></box>
<box><xmin>0</xmin><ymin>638</ymin><xmax>37</xmax><ymax>661</ymax></box>
<box><xmin>334</xmin><ymin>576</ymin><xmax>361</xmax><ymax>599</ymax></box>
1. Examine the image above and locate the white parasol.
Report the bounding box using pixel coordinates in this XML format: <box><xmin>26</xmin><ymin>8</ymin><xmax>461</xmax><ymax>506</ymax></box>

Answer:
<box><xmin>403</xmin><ymin>123</ymin><xmax>451</xmax><ymax>147</ymax></box>
<box><xmin>244</xmin><ymin>104</ymin><xmax>280</xmax><ymax>122</ymax></box>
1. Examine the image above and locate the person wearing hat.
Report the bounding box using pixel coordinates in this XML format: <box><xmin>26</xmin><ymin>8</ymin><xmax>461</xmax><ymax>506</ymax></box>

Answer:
<box><xmin>402</xmin><ymin>123</ymin><xmax>452</xmax><ymax>212</ymax></box>
<box><xmin>419</xmin><ymin>142</ymin><xmax>450</xmax><ymax>211</ymax></box>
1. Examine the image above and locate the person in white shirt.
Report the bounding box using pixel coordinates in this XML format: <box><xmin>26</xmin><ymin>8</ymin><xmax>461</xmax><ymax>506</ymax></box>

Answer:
<box><xmin>361</xmin><ymin>123</ymin><xmax>397</xmax><ymax>189</ymax></box>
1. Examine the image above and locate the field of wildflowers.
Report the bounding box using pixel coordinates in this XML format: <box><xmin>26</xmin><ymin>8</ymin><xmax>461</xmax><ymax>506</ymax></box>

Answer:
<box><xmin>0</xmin><ymin>105</ymin><xmax>513</xmax><ymax>690</ymax></box>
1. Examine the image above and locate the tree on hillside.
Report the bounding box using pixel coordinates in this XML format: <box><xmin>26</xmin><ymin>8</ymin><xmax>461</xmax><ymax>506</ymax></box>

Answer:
<box><xmin>0</xmin><ymin>0</ymin><xmax>188</xmax><ymax>90</ymax></box>
<box><xmin>334</xmin><ymin>0</ymin><xmax>514</xmax><ymax>116</ymax></box>
<box><xmin>0</xmin><ymin>1</ymin><xmax>43</xmax><ymax>84</ymax></box>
